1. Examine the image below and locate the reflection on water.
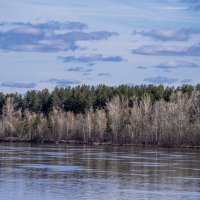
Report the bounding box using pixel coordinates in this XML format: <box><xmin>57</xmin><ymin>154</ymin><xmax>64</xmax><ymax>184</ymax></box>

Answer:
<box><xmin>0</xmin><ymin>143</ymin><xmax>200</xmax><ymax>200</ymax></box>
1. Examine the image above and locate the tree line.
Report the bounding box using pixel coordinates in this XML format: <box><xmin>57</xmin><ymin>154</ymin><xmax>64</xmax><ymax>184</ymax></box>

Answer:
<box><xmin>0</xmin><ymin>84</ymin><xmax>200</xmax><ymax>147</ymax></box>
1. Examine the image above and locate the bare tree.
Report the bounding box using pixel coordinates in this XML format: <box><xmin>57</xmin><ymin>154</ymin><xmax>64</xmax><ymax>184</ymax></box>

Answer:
<box><xmin>2</xmin><ymin>97</ymin><xmax>18</xmax><ymax>136</ymax></box>
<box><xmin>107</xmin><ymin>96</ymin><xmax>129</xmax><ymax>143</ymax></box>
<box><xmin>94</xmin><ymin>109</ymin><xmax>107</xmax><ymax>141</ymax></box>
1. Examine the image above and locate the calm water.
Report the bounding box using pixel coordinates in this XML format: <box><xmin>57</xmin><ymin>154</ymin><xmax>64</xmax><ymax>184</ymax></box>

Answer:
<box><xmin>0</xmin><ymin>143</ymin><xmax>200</xmax><ymax>200</ymax></box>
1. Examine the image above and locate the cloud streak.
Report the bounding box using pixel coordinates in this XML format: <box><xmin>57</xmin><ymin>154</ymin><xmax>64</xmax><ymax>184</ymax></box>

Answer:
<box><xmin>57</xmin><ymin>31</ymin><xmax>118</xmax><ymax>41</ymax></box>
<box><xmin>0</xmin><ymin>82</ymin><xmax>36</xmax><ymax>88</ymax></box>
<box><xmin>67</xmin><ymin>66</ymin><xmax>93</xmax><ymax>72</ymax></box>
<box><xmin>46</xmin><ymin>78</ymin><xmax>81</xmax><ymax>86</ymax></box>
<box><xmin>67</xmin><ymin>67</ymin><xmax>84</xmax><ymax>72</ymax></box>
<box><xmin>155</xmin><ymin>60</ymin><xmax>198</xmax><ymax>70</ymax></box>
<box><xmin>98</xmin><ymin>73</ymin><xmax>111</xmax><ymax>77</ymax></box>
<box><xmin>62</xmin><ymin>54</ymin><xmax>124</xmax><ymax>63</ymax></box>
<box><xmin>133</xmin><ymin>28</ymin><xmax>200</xmax><ymax>41</ymax></box>
<box><xmin>132</xmin><ymin>43</ymin><xmax>200</xmax><ymax>56</ymax></box>
<box><xmin>136</xmin><ymin>66</ymin><xmax>147</xmax><ymax>69</ymax></box>
<box><xmin>144</xmin><ymin>76</ymin><xmax>178</xmax><ymax>84</ymax></box>
<box><xmin>0</xmin><ymin>21</ymin><xmax>87</xmax><ymax>30</ymax></box>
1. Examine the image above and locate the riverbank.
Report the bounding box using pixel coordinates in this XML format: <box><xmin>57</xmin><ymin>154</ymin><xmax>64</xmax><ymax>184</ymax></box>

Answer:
<box><xmin>1</xmin><ymin>137</ymin><xmax>200</xmax><ymax>148</ymax></box>
<box><xmin>1</xmin><ymin>85</ymin><xmax>200</xmax><ymax>148</ymax></box>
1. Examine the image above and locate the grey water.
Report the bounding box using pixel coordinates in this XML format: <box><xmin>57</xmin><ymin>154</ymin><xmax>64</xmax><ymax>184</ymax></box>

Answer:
<box><xmin>0</xmin><ymin>143</ymin><xmax>200</xmax><ymax>200</ymax></box>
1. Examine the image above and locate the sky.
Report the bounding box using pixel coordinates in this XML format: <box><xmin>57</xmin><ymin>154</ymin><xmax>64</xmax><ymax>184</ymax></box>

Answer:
<box><xmin>0</xmin><ymin>0</ymin><xmax>200</xmax><ymax>93</ymax></box>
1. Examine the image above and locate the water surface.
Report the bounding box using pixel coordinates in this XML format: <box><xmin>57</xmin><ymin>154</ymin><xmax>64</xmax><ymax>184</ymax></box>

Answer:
<box><xmin>0</xmin><ymin>143</ymin><xmax>200</xmax><ymax>200</ymax></box>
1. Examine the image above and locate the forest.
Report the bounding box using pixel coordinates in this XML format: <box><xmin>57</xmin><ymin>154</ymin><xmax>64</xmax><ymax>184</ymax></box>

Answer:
<box><xmin>0</xmin><ymin>84</ymin><xmax>200</xmax><ymax>147</ymax></box>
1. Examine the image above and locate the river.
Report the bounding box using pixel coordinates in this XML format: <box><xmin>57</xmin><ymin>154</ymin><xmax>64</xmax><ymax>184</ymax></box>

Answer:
<box><xmin>0</xmin><ymin>143</ymin><xmax>200</xmax><ymax>200</ymax></box>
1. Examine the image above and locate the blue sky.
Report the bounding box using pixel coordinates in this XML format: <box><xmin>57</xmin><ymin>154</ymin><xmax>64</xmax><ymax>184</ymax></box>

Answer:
<box><xmin>0</xmin><ymin>0</ymin><xmax>200</xmax><ymax>93</ymax></box>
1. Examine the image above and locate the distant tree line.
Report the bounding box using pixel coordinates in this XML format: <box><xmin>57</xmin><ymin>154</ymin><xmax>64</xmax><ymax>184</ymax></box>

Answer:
<box><xmin>0</xmin><ymin>84</ymin><xmax>200</xmax><ymax>147</ymax></box>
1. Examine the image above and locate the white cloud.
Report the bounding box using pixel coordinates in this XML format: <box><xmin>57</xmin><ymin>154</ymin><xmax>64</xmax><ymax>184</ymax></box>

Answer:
<box><xmin>155</xmin><ymin>60</ymin><xmax>198</xmax><ymax>69</ymax></box>
<box><xmin>132</xmin><ymin>43</ymin><xmax>200</xmax><ymax>56</ymax></box>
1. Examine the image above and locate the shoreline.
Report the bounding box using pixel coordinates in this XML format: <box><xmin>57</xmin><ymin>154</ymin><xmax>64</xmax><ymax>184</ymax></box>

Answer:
<box><xmin>1</xmin><ymin>137</ymin><xmax>200</xmax><ymax>149</ymax></box>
